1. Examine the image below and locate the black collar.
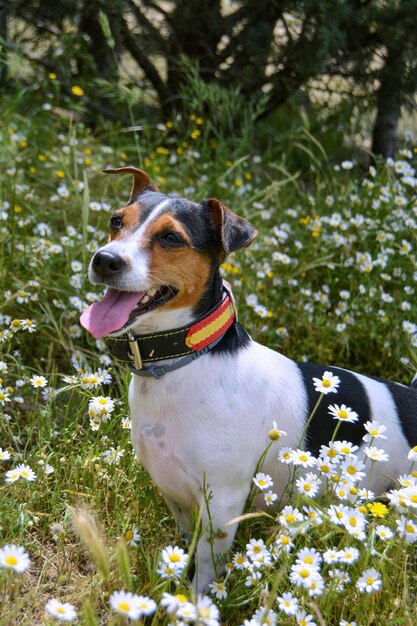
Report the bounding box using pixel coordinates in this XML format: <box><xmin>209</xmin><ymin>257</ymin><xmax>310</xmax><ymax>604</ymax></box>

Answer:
<box><xmin>104</xmin><ymin>285</ymin><xmax>237</xmax><ymax>378</ymax></box>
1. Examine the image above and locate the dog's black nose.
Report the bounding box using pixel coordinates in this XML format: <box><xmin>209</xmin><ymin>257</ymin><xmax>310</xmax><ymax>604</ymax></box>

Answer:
<box><xmin>92</xmin><ymin>250</ymin><xmax>126</xmax><ymax>279</ymax></box>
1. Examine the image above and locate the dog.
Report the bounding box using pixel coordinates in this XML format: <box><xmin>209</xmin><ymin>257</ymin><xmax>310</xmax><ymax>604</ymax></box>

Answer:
<box><xmin>80</xmin><ymin>166</ymin><xmax>417</xmax><ymax>591</ymax></box>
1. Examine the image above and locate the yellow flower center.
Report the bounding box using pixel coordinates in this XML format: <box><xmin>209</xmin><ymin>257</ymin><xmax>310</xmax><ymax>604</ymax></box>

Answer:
<box><xmin>341</xmin><ymin>446</ymin><xmax>351</xmax><ymax>454</ymax></box>
<box><xmin>285</xmin><ymin>514</ymin><xmax>295</xmax><ymax>523</ymax></box>
<box><xmin>118</xmin><ymin>602</ymin><xmax>131</xmax><ymax>613</ymax></box>
<box><xmin>169</xmin><ymin>553</ymin><xmax>181</xmax><ymax>562</ymax></box>
<box><xmin>175</xmin><ymin>594</ymin><xmax>187</xmax><ymax>603</ymax></box>
<box><xmin>304</xmin><ymin>556</ymin><xmax>313</xmax><ymax>564</ymax></box>
<box><xmin>328</xmin><ymin>449</ymin><xmax>337</xmax><ymax>458</ymax></box>
<box><xmin>349</xmin><ymin>517</ymin><xmax>357</xmax><ymax>527</ymax></box>
<box><xmin>253</xmin><ymin>546</ymin><xmax>261</xmax><ymax>553</ymax></box>
<box><xmin>406</xmin><ymin>524</ymin><xmax>415</xmax><ymax>533</ymax></box>
<box><xmin>236</xmin><ymin>555</ymin><xmax>245</xmax><ymax>564</ymax></box>
<box><xmin>366</xmin><ymin>577</ymin><xmax>375</xmax><ymax>585</ymax></box>
<box><xmin>5</xmin><ymin>555</ymin><xmax>18</xmax><ymax>566</ymax></box>
<box><xmin>199</xmin><ymin>608</ymin><xmax>210</xmax><ymax>618</ymax></box>
<box><xmin>338</xmin><ymin>410</ymin><xmax>348</xmax><ymax>419</ymax></box>
<box><xmin>347</xmin><ymin>466</ymin><xmax>356</xmax><ymax>475</ymax></box>
<box><xmin>322</xmin><ymin>379</ymin><xmax>331</xmax><ymax>387</ymax></box>
<box><xmin>299</xmin><ymin>569</ymin><xmax>310</xmax><ymax>578</ymax></box>
<box><xmin>281</xmin><ymin>536</ymin><xmax>290</xmax><ymax>544</ymax></box>
<box><xmin>370</xmin><ymin>429</ymin><xmax>379</xmax><ymax>436</ymax></box>
<box><xmin>304</xmin><ymin>484</ymin><xmax>311</xmax><ymax>491</ymax></box>
<box><xmin>98</xmin><ymin>398</ymin><xmax>107</xmax><ymax>405</ymax></box>
<box><xmin>410</xmin><ymin>495</ymin><xmax>417</xmax><ymax>503</ymax></box>
<box><xmin>299</xmin><ymin>454</ymin><xmax>307</xmax><ymax>462</ymax></box>
<box><xmin>57</xmin><ymin>608</ymin><xmax>65</xmax><ymax>614</ymax></box>
<box><xmin>258</xmin><ymin>479</ymin><xmax>266</xmax><ymax>487</ymax></box>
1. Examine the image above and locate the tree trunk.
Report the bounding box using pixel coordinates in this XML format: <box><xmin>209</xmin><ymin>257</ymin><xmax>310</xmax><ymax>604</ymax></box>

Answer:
<box><xmin>371</xmin><ymin>48</ymin><xmax>403</xmax><ymax>159</ymax></box>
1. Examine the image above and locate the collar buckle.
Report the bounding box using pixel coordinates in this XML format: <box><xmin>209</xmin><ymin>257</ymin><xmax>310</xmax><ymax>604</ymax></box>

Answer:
<box><xmin>127</xmin><ymin>331</ymin><xmax>143</xmax><ymax>370</ymax></box>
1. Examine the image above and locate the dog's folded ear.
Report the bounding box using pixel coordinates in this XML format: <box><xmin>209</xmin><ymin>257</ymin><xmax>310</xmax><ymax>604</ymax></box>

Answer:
<box><xmin>204</xmin><ymin>198</ymin><xmax>258</xmax><ymax>255</ymax></box>
<box><xmin>103</xmin><ymin>166</ymin><xmax>158</xmax><ymax>200</ymax></box>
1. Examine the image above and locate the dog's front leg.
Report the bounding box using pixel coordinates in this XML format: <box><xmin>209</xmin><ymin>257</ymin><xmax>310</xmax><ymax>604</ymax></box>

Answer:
<box><xmin>193</xmin><ymin>485</ymin><xmax>250</xmax><ymax>592</ymax></box>
<box><xmin>162</xmin><ymin>492</ymin><xmax>193</xmax><ymax>541</ymax></box>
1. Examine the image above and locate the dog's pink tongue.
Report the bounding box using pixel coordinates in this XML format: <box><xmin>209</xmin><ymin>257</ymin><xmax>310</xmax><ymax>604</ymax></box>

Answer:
<box><xmin>80</xmin><ymin>289</ymin><xmax>145</xmax><ymax>339</ymax></box>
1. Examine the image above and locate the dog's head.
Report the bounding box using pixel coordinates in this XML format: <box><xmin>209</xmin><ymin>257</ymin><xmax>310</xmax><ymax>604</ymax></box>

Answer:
<box><xmin>80</xmin><ymin>166</ymin><xmax>257</xmax><ymax>338</ymax></box>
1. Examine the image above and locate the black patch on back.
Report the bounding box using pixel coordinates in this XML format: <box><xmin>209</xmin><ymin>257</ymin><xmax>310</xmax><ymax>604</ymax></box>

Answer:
<box><xmin>384</xmin><ymin>381</ymin><xmax>417</xmax><ymax>447</ymax></box>
<box><xmin>297</xmin><ymin>362</ymin><xmax>370</xmax><ymax>456</ymax></box>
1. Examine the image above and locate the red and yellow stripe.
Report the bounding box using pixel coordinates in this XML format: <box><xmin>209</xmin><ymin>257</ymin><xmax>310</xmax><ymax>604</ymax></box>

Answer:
<box><xmin>185</xmin><ymin>296</ymin><xmax>235</xmax><ymax>351</ymax></box>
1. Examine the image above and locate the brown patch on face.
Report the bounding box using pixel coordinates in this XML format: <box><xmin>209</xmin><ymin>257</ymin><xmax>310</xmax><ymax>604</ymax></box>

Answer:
<box><xmin>145</xmin><ymin>214</ymin><xmax>192</xmax><ymax>245</ymax></box>
<box><xmin>145</xmin><ymin>214</ymin><xmax>210</xmax><ymax>310</ymax></box>
<box><xmin>108</xmin><ymin>203</ymin><xmax>142</xmax><ymax>240</ymax></box>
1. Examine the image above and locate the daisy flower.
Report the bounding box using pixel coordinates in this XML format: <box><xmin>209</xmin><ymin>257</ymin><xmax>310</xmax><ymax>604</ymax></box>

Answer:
<box><xmin>160</xmin><ymin>545</ymin><xmax>188</xmax><ymax>571</ymax></box>
<box><xmin>303</xmin><ymin>505</ymin><xmax>323</xmax><ymax>525</ymax></box>
<box><xmin>88</xmin><ymin>395</ymin><xmax>115</xmax><ymax>419</ymax></box>
<box><xmin>278</xmin><ymin>505</ymin><xmax>303</xmax><ymax>527</ymax></box>
<box><xmin>356</xmin><ymin>567</ymin><xmax>382</xmax><ymax>593</ymax></box>
<box><xmin>30</xmin><ymin>375</ymin><xmax>48</xmax><ymax>388</ymax></box>
<box><xmin>208</xmin><ymin>580</ymin><xmax>227</xmax><ymax>600</ymax></box>
<box><xmin>363</xmin><ymin>421</ymin><xmax>387</xmax><ymax>441</ymax></box>
<box><xmin>290</xmin><ymin>562</ymin><xmax>322</xmax><ymax>589</ymax></box>
<box><xmin>5</xmin><ymin>463</ymin><xmax>36</xmax><ymax>483</ymax></box>
<box><xmin>0</xmin><ymin>544</ymin><xmax>30</xmax><ymax>573</ymax></box>
<box><xmin>277</xmin><ymin>591</ymin><xmax>299</xmax><ymax>615</ymax></box>
<box><xmin>278</xmin><ymin>446</ymin><xmax>293</xmax><ymax>463</ymax></box>
<box><xmin>337</xmin><ymin>546</ymin><xmax>360</xmax><ymax>564</ymax></box>
<box><xmin>0</xmin><ymin>447</ymin><xmax>11</xmax><ymax>460</ymax></box>
<box><xmin>375</xmin><ymin>524</ymin><xmax>394</xmax><ymax>541</ymax></box>
<box><xmin>177</xmin><ymin>601</ymin><xmax>198</xmax><ymax>621</ymax></box>
<box><xmin>396</xmin><ymin>515</ymin><xmax>417</xmax><ymax>543</ymax></box>
<box><xmin>296</xmin><ymin>472</ymin><xmax>321</xmax><ymax>497</ymax></box>
<box><xmin>160</xmin><ymin>592</ymin><xmax>188</xmax><ymax>614</ymax></box>
<box><xmin>124</xmin><ymin>524</ymin><xmax>141</xmax><ymax>546</ymax></box>
<box><xmin>342</xmin><ymin>508</ymin><xmax>367</xmax><ymax>536</ymax></box>
<box><xmin>253</xmin><ymin>607</ymin><xmax>278</xmax><ymax>625</ymax></box>
<box><xmin>264</xmin><ymin>490</ymin><xmax>278</xmax><ymax>506</ymax></box>
<box><xmin>323</xmin><ymin>547</ymin><xmax>340</xmax><ymax>564</ymax></box>
<box><xmin>312</xmin><ymin>371</ymin><xmax>340</xmax><ymax>394</ymax></box>
<box><xmin>268</xmin><ymin>421</ymin><xmax>287</xmax><ymax>441</ymax></box>
<box><xmin>364</xmin><ymin>446</ymin><xmax>389</xmax><ymax>462</ymax></box>
<box><xmin>275</xmin><ymin>533</ymin><xmax>294</xmax><ymax>553</ymax></box>
<box><xmin>334</xmin><ymin>440</ymin><xmax>359</xmax><ymax>456</ymax></box>
<box><xmin>45</xmin><ymin>599</ymin><xmax>77</xmax><ymax>622</ymax></box>
<box><xmin>408</xmin><ymin>445</ymin><xmax>417</xmax><ymax>461</ymax></box>
<box><xmin>232</xmin><ymin>552</ymin><xmax>248</xmax><ymax>569</ymax></box>
<box><xmin>196</xmin><ymin>594</ymin><xmax>220</xmax><ymax>625</ymax></box>
<box><xmin>296</xmin><ymin>609</ymin><xmax>317</xmax><ymax>625</ymax></box>
<box><xmin>328</xmin><ymin>404</ymin><xmax>358</xmax><ymax>423</ymax></box>
<box><xmin>246</xmin><ymin>538</ymin><xmax>269</xmax><ymax>561</ymax></box>
<box><xmin>109</xmin><ymin>591</ymin><xmax>156</xmax><ymax>620</ymax></box>
<box><xmin>340</xmin><ymin>457</ymin><xmax>366</xmax><ymax>482</ymax></box>
<box><xmin>296</xmin><ymin>547</ymin><xmax>322</xmax><ymax>568</ymax></box>
<box><xmin>289</xmin><ymin>448</ymin><xmax>317</xmax><ymax>468</ymax></box>
<box><xmin>253</xmin><ymin>472</ymin><xmax>273</xmax><ymax>490</ymax></box>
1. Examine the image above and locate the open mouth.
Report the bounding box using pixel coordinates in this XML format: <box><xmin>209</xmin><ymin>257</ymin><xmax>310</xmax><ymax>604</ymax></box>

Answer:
<box><xmin>80</xmin><ymin>284</ymin><xmax>178</xmax><ymax>339</ymax></box>
<box><xmin>129</xmin><ymin>285</ymin><xmax>178</xmax><ymax>319</ymax></box>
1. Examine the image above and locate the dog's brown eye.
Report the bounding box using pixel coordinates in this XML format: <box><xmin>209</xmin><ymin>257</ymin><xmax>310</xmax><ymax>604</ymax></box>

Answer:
<box><xmin>109</xmin><ymin>214</ymin><xmax>123</xmax><ymax>229</ymax></box>
<box><xmin>158</xmin><ymin>231</ymin><xmax>185</xmax><ymax>247</ymax></box>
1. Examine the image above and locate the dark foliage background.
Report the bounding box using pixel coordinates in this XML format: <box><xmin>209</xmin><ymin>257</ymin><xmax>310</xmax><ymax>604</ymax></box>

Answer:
<box><xmin>2</xmin><ymin>0</ymin><xmax>417</xmax><ymax>158</ymax></box>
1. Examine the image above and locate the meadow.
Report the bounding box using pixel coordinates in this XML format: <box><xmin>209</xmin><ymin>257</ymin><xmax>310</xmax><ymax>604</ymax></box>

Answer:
<box><xmin>1</xmin><ymin>92</ymin><xmax>417</xmax><ymax>625</ymax></box>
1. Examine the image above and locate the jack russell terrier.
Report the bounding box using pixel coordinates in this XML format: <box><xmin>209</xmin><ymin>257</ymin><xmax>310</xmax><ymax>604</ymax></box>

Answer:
<box><xmin>80</xmin><ymin>166</ymin><xmax>417</xmax><ymax>590</ymax></box>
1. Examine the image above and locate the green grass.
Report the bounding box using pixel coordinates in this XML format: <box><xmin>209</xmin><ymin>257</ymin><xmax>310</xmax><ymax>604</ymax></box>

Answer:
<box><xmin>1</xmin><ymin>98</ymin><xmax>417</xmax><ymax>625</ymax></box>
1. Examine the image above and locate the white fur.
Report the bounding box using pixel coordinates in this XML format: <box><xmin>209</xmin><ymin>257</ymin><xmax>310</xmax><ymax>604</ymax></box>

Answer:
<box><xmin>88</xmin><ymin>198</ymin><xmax>412</xmax><ymax>590</ymax></box>
<box><xmin>128</xmin><ymin>337</ymin><xmax>412</xmax><ymax>590</ymax></box>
